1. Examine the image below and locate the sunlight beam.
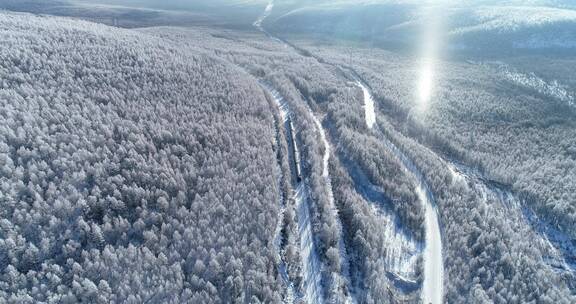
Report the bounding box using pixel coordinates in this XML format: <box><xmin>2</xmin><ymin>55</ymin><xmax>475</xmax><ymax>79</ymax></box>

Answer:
<box><xmin>415</xmin><ymin>2</ymin><xmax>444</xmax><ymax>115</ymax></box>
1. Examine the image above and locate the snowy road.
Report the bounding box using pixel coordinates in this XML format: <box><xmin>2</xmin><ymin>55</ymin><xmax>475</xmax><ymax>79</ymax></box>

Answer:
<box><xmin>255</xmin><ymin>2</ymin><xmax>356</xmax><ymax>303</ymax></box>
<box><xmin>265</xmin><ymin>84</ymin><xmax>298</xmax><ymax>303</ymax></box>
<box><xmin>355</xmin><ymin>81</ymin><xmax>376</xmax><ymax>129</ymax></box>
<box><xmin>296</xmin><ymin>184</ymin><xmax>326</xmax><ymax>304</ymax></box>
<box><xmin>355</xmin><ymin>79</ymin><xmax>444</xmax><ymax>304</ymax></box>
<box><xmin>265</xmin><ymin>84</ymin><xmax>323</xmax><ymax>303</ymax></box>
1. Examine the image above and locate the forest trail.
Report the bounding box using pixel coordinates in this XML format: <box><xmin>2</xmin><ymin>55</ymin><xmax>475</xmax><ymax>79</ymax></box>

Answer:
<box><xmin>264</xmin><ymin>83</ymin><xmax>323</xmax><ymax>303</ymax></box>
<box><xmin>310</xmin><ymin>110</ymin><xmax>357</xmax><ymax>304</ymax></box>
<box><xmin>255</xmin><ymin>2</ymin><xmax>356</xmax><ymax>303</ymax></box>
<box><xmin>296</xmin><ymin>183</ymin><xmax>326</xmax><ymax>304</ymax></box>
<box><xmin>264</xmin><ymin>84</ymin><xmax>297</xmax><ymax>303</ymax></box>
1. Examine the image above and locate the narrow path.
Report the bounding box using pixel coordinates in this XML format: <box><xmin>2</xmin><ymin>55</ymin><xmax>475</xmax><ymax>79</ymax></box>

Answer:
<box><xmin>355</xmin><ymin>81</ymin><xmax>376</xmax><ymax>129</ymax></box>
<box><xmin>255</xmin><ymin>2</ymin><xmax>356</xmax><ymax>303</ymax></box>
<box><xmin>309</xmin><ymin>110</ymin><xmax>357</xmax><ymax>304</ymax></box>
<box><xmin>265</xmin><ymin>83</ymin><xmax>324</xmax><ymax>304</ymax></box>
<box><xmin>296</xmin><ymin>183</ymin><xmax>326</xmax><ymax>304</ymax></box>
<box><xmin>264</xmin><ymin>84</ymin><xmax>298</xmax><ymax>303</ymax></box>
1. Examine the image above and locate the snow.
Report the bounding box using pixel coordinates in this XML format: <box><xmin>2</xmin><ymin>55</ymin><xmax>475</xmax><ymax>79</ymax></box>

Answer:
<box><xmin>499</xmin><ymin>65</ymin><xmax>575</xmax><ymax>107</ymax></box>
<box><xmin>296</xmin><ymin>184</ymin><xmax>326</xmax><ymax>304</ymax></box>
<box><xmin>339</xmin><ymin>152</ymin><xmax>420</xmax><ymax>282</ymax></box>
<box><xmin>355</xmin><ymin>81</ymin><xmax>376</xmax><ymax>129</ymax></box>
<box><xmin>449</xmin><ymin>162</ymin><xmax>576</xmax><ymax>278</ymax></box>
<box><xmin>265</xmin><ymin>83</ymin><xmax>298</xmax><ymax>303</ymax></box>
<box><xmin>310</xmin><ymin>109</ymin><xmax>357</xmax><ymax>304</ymax></box>
<box><xmin>360</xmin><ymin>84</ymin><xmax>444</xmax><ymax>303</ymax></box>
<box><xmin>253</xmin><ymin>0</ymin><xmax>274</xmax><ymax>29</ymax></box>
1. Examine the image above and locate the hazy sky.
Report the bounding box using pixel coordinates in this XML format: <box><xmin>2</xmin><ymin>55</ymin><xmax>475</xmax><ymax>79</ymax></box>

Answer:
<box><xmin>69</xmin><ymin>0</ymin><xmax>269</xmax><ymax>11</ymax></box>
<box><xmin>67</xmin><ymin>0</ymin><xmax>575</xmax><ymax>11</ymax></box>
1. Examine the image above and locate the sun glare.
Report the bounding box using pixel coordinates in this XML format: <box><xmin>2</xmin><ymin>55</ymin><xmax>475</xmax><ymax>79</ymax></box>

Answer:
<box><xmin>415</xmin><ymin>3</ymin><xmax>443</xmax><ymax>115</ymax></box>
<box><xmin>417</xmin><ymin>60</ymin><xmax>434</xmax><ymax>110</ymax></box>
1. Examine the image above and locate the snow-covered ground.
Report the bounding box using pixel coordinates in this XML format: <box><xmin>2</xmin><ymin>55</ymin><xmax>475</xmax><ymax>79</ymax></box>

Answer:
<box><xmin>255</xmin><ymin>3</ymin><xmax>356</xmax><ymax>302</ymax></box>
<box><xmin>309</xmin><ymin>110</ymin><xmax>357</xmax><ymax>304</ymax></box>
<box><xmin>339</xmin><ymin>152</ymin><xmax>421</xmax><ymax>283</ymax></box>
<box><xmin>358</xmin><ymin>81</ymin><xmax>444</xmax><ymax>304</ymax></box>
<box><xmin>256</xmin><ymin>5</ymin><xmax>328</xmax><ymax>302</ymax></box>
<box><xmin>295</xmin><ymin>183</ymin><xmax>326</xmax><ymax>304</ymax></box>
<box><xmin>499</xmin><ymin>65</ymin><xmax>575</xmax><ymax>107</ymax></box>
<box><xmin>355</xmin><ymin>81</ymin><xmax>376</xmax><ymax>129</ymax></box>
<box><xmin>448</xmin><ymin>163</ymin><xmax>576</xmax><ymax>279</ymax></box>
<box><xmin>264</xmin><ymin>83</ymin><xmax>323</xmax><ymax>303</ymax></box>
<box><xmin>265</xmin><ymin>84</ymin><xmax>298</xmax><ymax>303</ymax></box>
<box><xmin>417</xmin><ymin>186</ymin><xmax>443</xmax><ymax>304</ymax></box>
<box><xmin>387</xmin><ymin>145</ymin><xmax>444</xmax><ymax>304</ymax></box>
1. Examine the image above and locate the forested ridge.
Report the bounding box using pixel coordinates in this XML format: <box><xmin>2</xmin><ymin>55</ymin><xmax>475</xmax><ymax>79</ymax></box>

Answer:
<box><xmin>328</xmin><ymin>47</ymin><xmax>576</xmax><ymax>242</ymax></box>
<box><xmin>0</xmin><ymin>12</ymin><xmax>283</xmax><ymax>303</ymax></box>
<box><xmin>292</xmin><ymin>40</ymin><xmax>576</xmax><ymax>302</ymax></box>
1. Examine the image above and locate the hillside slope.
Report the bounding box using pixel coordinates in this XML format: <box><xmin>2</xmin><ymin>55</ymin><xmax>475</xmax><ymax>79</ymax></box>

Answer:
<box><xmin>0</xmin><ymin>12</ymin><xmax>282</xmax><ymax>303</ymax></box>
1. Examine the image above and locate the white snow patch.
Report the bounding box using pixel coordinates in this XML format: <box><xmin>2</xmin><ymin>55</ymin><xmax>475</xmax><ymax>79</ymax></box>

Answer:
<box><xmin>500</xmin><ymin>65</ymin><xmax>575</xmax><ymax>107</ymax></box>
<box><xmin>253</xmin><ymin>0</ymin><xmax>274</xmax><ymax>29</ymax></box>
<box><xmin>355</xmin><ymin>81</ymin><xmax>376</xmax><ymax>129</ymax></box>
<box><xmin>451</xmin><ymin>6</ymin><xmax>576</xmax><ymax>35</ymax></box>
<box><xmin>296</xmin><ymin>184</ymin><xmax>326</xmax><ymax>304</ymax></box>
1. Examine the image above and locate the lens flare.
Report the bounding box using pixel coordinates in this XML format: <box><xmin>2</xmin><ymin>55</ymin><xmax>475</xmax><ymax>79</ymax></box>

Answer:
<box><xmin>416</xmin><ymin>2</ymin><xmax>445</xmax><ymax>304</ymax></box>
<box><xmin>415</xmin><ymin>3</ymin><xmax>443</xmax><ymax>115</ymax></box>
<box><xmin>417</xmin><ymin>60</ymin><xmax>434</xmax><ymax>111</ymax></box>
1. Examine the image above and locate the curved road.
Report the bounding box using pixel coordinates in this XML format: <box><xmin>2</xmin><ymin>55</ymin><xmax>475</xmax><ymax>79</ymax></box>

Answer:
<box><xmin>355</xmin><ymin>79</ymin><xmax>444</xmax><ymax>304</ymax></box>
<box><xmin>255</xmin><ymin>1</ymin><xmax>443</xmax><ymax>302</ymax></box>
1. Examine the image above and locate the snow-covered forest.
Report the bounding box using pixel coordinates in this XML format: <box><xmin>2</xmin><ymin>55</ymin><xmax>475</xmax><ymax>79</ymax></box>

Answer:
<box><xmin>0</xmin><ymin>0</ymin><xmax>575</xmax><ymax>303</ymax></box>
<box><xmin>0</xmin><ymin>13</ymin><xmax>283</xmax><ymax>303</ymax></box>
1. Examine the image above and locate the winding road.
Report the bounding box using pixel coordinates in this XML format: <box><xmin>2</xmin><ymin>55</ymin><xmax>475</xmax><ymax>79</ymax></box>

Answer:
<box><xmin>255</xmin><ymin>1</ymin><xmax>444</xmax><ymax>303</ymax></box>
<box><xmin>354</xmin><ymin>79</ymin><xmax>444</xmax><ymax>304</ymax></box>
